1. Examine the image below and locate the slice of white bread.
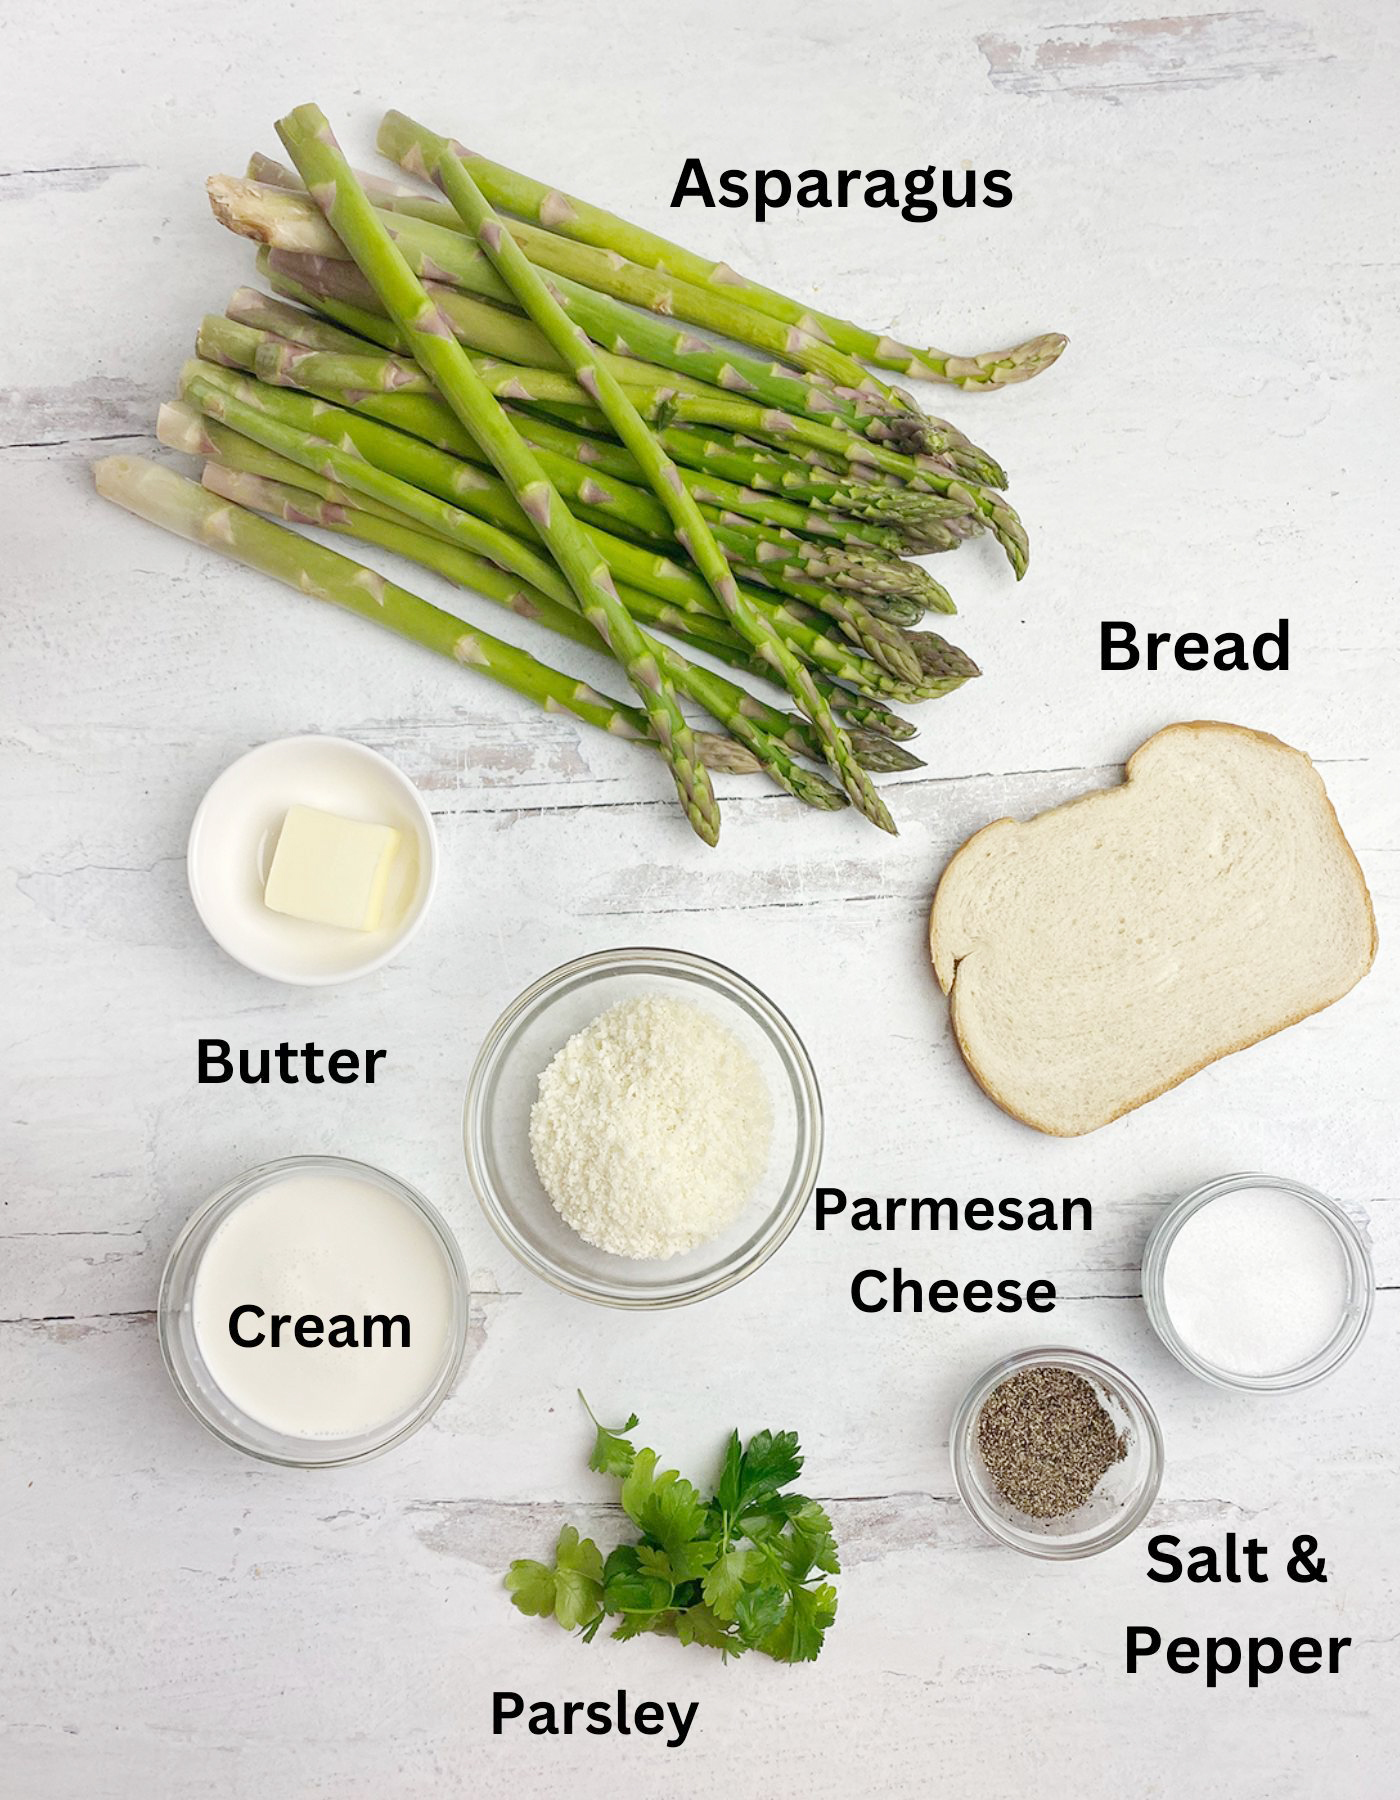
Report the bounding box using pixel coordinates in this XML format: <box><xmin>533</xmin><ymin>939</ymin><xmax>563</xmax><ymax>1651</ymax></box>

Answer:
<box><xmin>929</xmin><ymin>722</ymin><xmax>1376</xmax><ymax>1136</ymax></box>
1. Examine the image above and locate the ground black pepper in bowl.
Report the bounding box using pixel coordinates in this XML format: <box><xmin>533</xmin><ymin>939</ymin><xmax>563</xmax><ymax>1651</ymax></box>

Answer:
<box><xmin>976</xmin><ymin>1364</ymin><xmax>1127</xmax><ymax>1519</ymax></box>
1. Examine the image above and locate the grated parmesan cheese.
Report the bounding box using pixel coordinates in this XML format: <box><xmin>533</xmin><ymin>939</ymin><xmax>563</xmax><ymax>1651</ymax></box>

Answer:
<box><xmin>528</xmin><ymin>993</ymin><xmax>773</xmax><ymax>1260</ymax></box>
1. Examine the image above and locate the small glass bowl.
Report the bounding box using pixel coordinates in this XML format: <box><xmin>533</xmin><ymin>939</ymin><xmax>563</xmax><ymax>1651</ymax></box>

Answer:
<box><xmin>1142</xmin><ymin>1173</ymin><xmax>1375</xmax><ymax>1393</ymax></box>
<box><xmin>463</xmin><ymin>947</ymin><xmax>822</xmax><ymax>1308</ymax></box>
<box><xmin>158</xmin><ymin>1154</ymin><xmax>469</xmax><ymax>1466</ymax></box>
<box><xmin>950</xmin><ymin>1347</ymin><xmax>1164</xmax><ymax>1559</ymax></box>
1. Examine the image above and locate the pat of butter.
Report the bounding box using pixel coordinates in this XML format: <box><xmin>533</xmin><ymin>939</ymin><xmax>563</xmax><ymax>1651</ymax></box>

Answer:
<box><xmin>264</xmin><ymin>804</ymin><xmax>401</xmax><ymax>932</ymax></box>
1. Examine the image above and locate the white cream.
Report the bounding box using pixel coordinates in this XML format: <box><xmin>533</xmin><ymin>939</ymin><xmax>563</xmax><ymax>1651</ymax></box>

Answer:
<box><xmin>192</xmin><ymin>1167</ymin><xmax>455</xmax><ymax>1438</ymax></box>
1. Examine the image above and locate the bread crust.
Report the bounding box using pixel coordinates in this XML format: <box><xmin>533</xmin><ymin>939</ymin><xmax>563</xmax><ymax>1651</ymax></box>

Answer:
<box><xmin>928</xmin><ymin>721</ymin><xmax>1378</xmax><ymax>1136</ymax></box>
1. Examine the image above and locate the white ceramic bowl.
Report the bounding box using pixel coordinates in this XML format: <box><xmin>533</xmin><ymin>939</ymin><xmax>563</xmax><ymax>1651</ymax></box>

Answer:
<box><xmin>187</xmin><ymin>735</ymin><xmax>437</xmax><ymax>985</ymax></box>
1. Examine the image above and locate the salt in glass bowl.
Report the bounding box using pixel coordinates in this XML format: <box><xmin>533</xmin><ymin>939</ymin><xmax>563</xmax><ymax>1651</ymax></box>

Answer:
<box><xmin>462</xmin><ymin>947</ymin><xmax>822</xmax><ymax>1308</ymax></box>
<box><xmin>1142</xmin><ymin>1173</ymin><xmax>1375</xmax><ymax>1393</ymax></box>
<box><xmin>950</xmin><ymin>1346</ymin><xmax>1164</xmax><ymax>1559</ymax></box>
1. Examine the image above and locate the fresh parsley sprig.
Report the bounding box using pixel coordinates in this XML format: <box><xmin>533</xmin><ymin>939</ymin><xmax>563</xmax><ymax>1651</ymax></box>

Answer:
<box><xmin>503</xmin><ymin>1396</ymin><xmax>840</xmax><ymax>1663</ymax></box>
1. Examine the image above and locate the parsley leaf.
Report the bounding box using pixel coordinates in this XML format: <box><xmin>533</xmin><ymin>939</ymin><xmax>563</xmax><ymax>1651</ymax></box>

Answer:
<box><xmin>734</xmin><ymin>1581</ymin><xmax>788</xmax><ymax>1646</ymax></box>
<box><xmin>503</xmin><ymin>1557</ymin><xmax>556</xmax><ymax>1618</ymax></box>
<box><xmin>796</xmin><ymin>1499</ymin><xmax>842</xmax><ymax>1574</ymax></box>
<box><xmin>761</xmin><ymin>1582</ymin><xmax>838</xmax><ymax>1664</ymax></box>
<box><xmin>673</xmin><ymin>1604</ymin><xmax>740</xmax><ymax>1654</ymax></box>
<box><xmin>620</xmin><ymin>1448</ymin><xmax>712</xmax><ymax>1578</ymax></box>
<box><xmin>611</xmin><ymin>1610</ymin><xmax>668</xmax><ymax>1642</ymax></box>
<box><xmin>552</xmin><ymin>1525</ymin><xmax>604</xmax><ymax>1630</ymax></box>
<box><xmin>602</xmin><ymin>1543</ymin><xmax>673</xmax><ymax>1614</ymax></box>
<box><xmin>715</xmin><ymin>1427</ymin><xmax>803</xmax><ymax>1522</ymax></box>
<box><xmin>505</xmin><ymin>1525</ymin><xmax>604</xmax><ymax>1632</ymax></box>
<box><xmin>503</xmin><ymin>1402</ymin><xmax>840</xmax><ymax>1666</ymax></box>
<box><xmin>701</xmin><ymin>1547</ymin><xmax>757</xmax><ymax>1621</ymax></box>
<box><xmin>579</xmin><ymin>1391</ymin><xmax>639</xmax><ymax>1478</ymax></box>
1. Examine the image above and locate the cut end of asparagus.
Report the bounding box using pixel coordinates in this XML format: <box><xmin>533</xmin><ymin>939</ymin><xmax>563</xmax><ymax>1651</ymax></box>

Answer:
<box><xmin>155</xmin><ymin>400</ymin><xmax>207</xmax><ymax>455</ymax></box>
<box><xmin>94</xmin><ymin>453</ymin><xmax>149</xmax><ymax>504</ymax></box>
<box><xmin>94</xmin><ymin>455</ymin><xmax>219</xmax><ymax>547</ymax></box>
<box><xmin>208</xmin><ymin>173</ymin><xmax>341</xmax><ymax>258</ymax></box>
<box><xmin>208</xmin><ymin>174</ymin><xmax>278</xmax><ymax>244</ymax></box>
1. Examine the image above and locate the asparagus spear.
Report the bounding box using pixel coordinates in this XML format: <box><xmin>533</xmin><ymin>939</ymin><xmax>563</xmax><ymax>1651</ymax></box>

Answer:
<box><xmin>805</xmin><ymin>681</ymin><xmax>921</xmax><ymax>741</ymax></box>
<box><xmin>254</xmin><ymin>237</ymin><xmax>1000</xmax><ymax>491</ymax></box>
<box><xmin>188</xmin><ymin>406</ymin><xmax>961</xmax><ymax>716</ymax></box>
<box><xmin>210</xmin><ymin>180</ymin><xmax>935</xmax><ymax>453</ymax></box>
<box><xmin>271</xmin><ymin>105</ymin><xmax>720</xmax><ymax>847</ymax></box>
<box><xmin>203</xmin><ymin>462</ymin><xmax>922</xmax><ymax>781</ymax></box>
<box><xmin>241</xmin><ymin>328</ymin><xmax>934</xmax><ymax>657</ymax></box>
<box><xmin>237</xmin><ymin>298</ymin><xmax>1000</xmax><ymax>495</ymax></box>
<box><xmin>160</xmin><ymin>396</ymin><xmax>743</xmax><ymax>669</ymax></box>
<box><xmin>261</xmin><ymin>319</ymin><xmax>971</xmax><ymax>555</ymax></box>
<box><xmin>258</xmin><ymin>234</ymin><xmax>990</xmax><ymax>521</ymax></box>
<box><xmin>693</xmin><ymin>515</ymin><xmax>949</xmax><ymax>608</ymax></box>
<box><xmin>158</xmin><ymin>397</ymin><xmax>479</xmax><ymax>541</ymax></box>
<box><xmin>247</xmin><ymin>274</ymin><xmax>1021</xmax><ymax>562</ymax></box>
<box><xmin>395</xmin><ymin>114</ymin><xmax>902</xmax><ymax>831</ymax></box>
<box><xmin>258</xmin><ymin>249</ymin><xmax>1012</xmax><ymax>502</ymax></box>
<box><xmin>835</xmin><ymin>591</ymin><xmax>925</xmax><ymax>629</ymax></box>
<box><xmin>260</xmin><ymin>242</ymin><xmax>1013</xmax><ymax>502</ymax></box>
<box><xmin>375</xmin><ymin>119</ymin><xmax>1067</xmax><ymax>389</ymax></box>
<box><xmin>190</xmin><ymin>387</ymin><xmax>881</xmax><ymax>786</ymax></box>
<box><xmin>227</xmin><ymin>327</ymin><xmax>963</xmax><ymax>616</ymax></box>
<box><xmin>94</xmin><ymin>457</ymin><xmax>764</xmax><ymax>773</ymax></box>
<box><xmin>224</xmin><ymin>285</ymin><xmax>379</xmax><ymax>356</ymax></box>
<box><xmin>207</xmin><ymin>313</ymin><xmax>600</xmax><ymax>472</ymax></box>
<box><xmin>235</xmin><ymin>314</ymin><xmax>937</xmax><ymax>558</ymax></box>
<box><xmin>254</xmin><ymin>245</ymin><xmax>994</xmax><ymax>466</ymax></box>
<box><xmin>501</xmin><ymin>407</ymin><xmax>908</xmax><ymax>552</ymax></box>
<box><xmin>181</xmin><ymin>359</ymin><xmax>960</xmax><ymax>702</ymax></box>
<box><xmin>678</xmin><ymin>404</ymin><xmax>1026</xmax><ymax>575</ymax></box>
<box><xmin>222</xmin><ymin>476</ymin><xmax>849</xmax><ymax>810</ymax></box>
<box><xmin>632</xmin><ymin>426</ymin><xmax>982</xmax><ymax>549</ymax></box>
<box><xmin>239</xmin><ymin>262</ymin><xmax>725</xmax><ymax>410</ymax></box>
<box><xmin>170</xmin><ymin>395</ymin><xmax>946</xmax><ymax>742</ymax></box>
<box><xmin>258</xmin><ymin>248</ymin><xmax>418</xmax><ymax>350</ymax></box>
<box><xmin>176</xmin><ymin>380</ymin><xmax>861</xmax><ymax>808</ymax></box>
<box><xmin>601</xmin><ymin>505</ymin><xmax>929</xmax><ymax>673</ymax></box>
<box><xmin>253</xmin><ymin>149</ymin><xmax>920</xmax><ymax>421</ymax></box>
<box><xmin>255</xmin><ymin>246</ymin><xmax>741</xmax><ymax>414</ymax></box>
<box><xmin>166</xmin><ymin>408</ymin><xmax>851</xmax><ymax>804</ymax></box>
<box><xmin>219</xmin><ymin>315</ymin><xmax>615</xmax><ymax>436</ymax></box>
<box><xmin>241</xmin><ymin>298</ymin><xmax>1008</xmax><ymax>540</ymax></box>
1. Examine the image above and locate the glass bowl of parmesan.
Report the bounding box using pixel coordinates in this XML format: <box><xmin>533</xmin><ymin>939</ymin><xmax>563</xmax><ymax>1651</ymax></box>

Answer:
<box><xmin>463</xmin><ymin>947</ymin><xmax>823</xmax><ymax>1307</ymax></box>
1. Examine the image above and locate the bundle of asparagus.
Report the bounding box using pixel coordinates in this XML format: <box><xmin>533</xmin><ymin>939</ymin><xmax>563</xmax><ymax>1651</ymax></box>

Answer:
<box><xmin>97</xmin><ymin>104</ymin><xmax>1063</xmax><ymax>843</ymax></box>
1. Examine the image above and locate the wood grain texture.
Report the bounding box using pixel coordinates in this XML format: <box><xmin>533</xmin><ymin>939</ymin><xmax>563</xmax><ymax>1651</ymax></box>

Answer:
<box><xmin>978</xmin><ymin>11</ymin><xmax>1323</xmax><ymax>98</ymax></box>
<box><xmin>2</xmin><ymin>0</ymin><xmax>1397</xmax><ymax>1794</ymax></box>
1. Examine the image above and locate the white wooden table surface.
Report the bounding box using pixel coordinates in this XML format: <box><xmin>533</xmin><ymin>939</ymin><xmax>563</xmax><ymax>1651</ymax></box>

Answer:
<box><xmin>4</xmin><ymin>2</ymin><xmax>1397</xmax><ymax>1794</ymax></box>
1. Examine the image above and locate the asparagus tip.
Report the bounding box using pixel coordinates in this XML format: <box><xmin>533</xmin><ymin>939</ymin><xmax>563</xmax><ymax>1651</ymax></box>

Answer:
<box><xmin>950</xmin><ymin>331</ymin><xmax>1068</xmax><ymax>390</ymax></box>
